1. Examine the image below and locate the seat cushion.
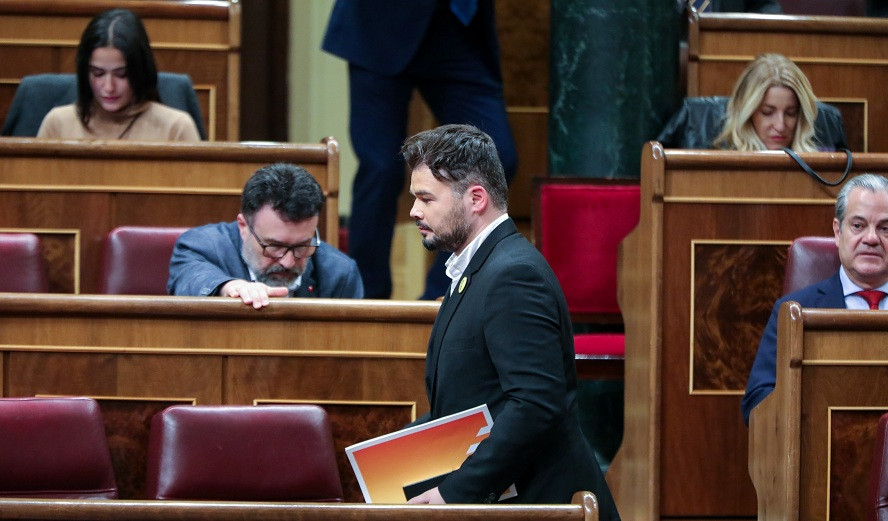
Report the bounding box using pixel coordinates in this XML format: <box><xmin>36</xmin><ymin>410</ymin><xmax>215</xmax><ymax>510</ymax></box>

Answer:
<box><xmin>574</xmin><ymin>333</ymin><xmax>625</xmax><ymax>357</ymax></box>
<box><xmin>782</xmin><ymin>236</ymin><xmax>840</xmax><ymax>295</ymax></box>
<box><xmin>98</xmin><ymin>226</ymin><xmax>188</xmax><ymax>295</ymax></box>
<box><xmin>0</xmin><ymin>233</ymin><xmax>47</xmax><ymax>292</ymax></box>
<box><xmin>146</xmin><ymin>405</ymin><xmax>343</xmax><ymax>501</ymax></box>
<box><xmin>0</xmin><ymin>397</ymin><xmax>117</xmax><ymax>499</ymax></box>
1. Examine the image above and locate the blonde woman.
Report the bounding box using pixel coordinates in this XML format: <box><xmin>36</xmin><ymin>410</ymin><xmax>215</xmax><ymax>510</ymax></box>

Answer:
<box><xmin>714</xmin><ymin>53</ymin><xmax>818</xmax><ymax>152</ymax></box>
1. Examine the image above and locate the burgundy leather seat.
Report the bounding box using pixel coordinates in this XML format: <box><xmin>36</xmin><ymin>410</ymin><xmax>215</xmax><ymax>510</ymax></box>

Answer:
<box><xmin>0</xmin><ymin>233</ymin><xmax>48</xmax><ymax>292</ymax></box>
<box><xmin>0</xmin><ymin>397</ymin><xmax>117</xmax><ymax>499</ymax></box>
<box><xmin>145</xmin><ymin>404</ymin><xmax>343</xmax><ymax>501</ymax></box>
<box><xmin>868</xmin><ymin>412</ymin><xmax>888</xmax><ymax>521</ymax></box>
<box><xmin>782</xmin><ymin>236</ymin><xmax>841</xmax><ymax>295</ymax></box>
<box><xmin>98</xmin><ymin>226</ymin><xmax>188</xmax><ymax>295</ymax></box>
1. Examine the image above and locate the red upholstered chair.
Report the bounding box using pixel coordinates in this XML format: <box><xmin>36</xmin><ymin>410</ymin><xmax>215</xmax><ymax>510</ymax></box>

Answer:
<box><xmin>0</xmin><ymin>233</ymin><xmax>48</xmax><ymax>292</ymax></box>
<box><xmin>145</xmin><ymin>404</ymin><xmax>343</xmax><ymax>501</ymax></box>
<box><xmin>0</xmin><ymin>397</ymin><xmax>118</xmax><ymax>499</ymax></box>
<box><xmin>867</xmin><ymin>412</ymin><xmax>888</xmax><ymax>521</ymax></box>
<box><xmin>98</xmin><ymin>226</ymin><xmax>188</xmax><ymax>295</ymax></box>
<box><xmin>782</xmin><ymin>236</ymin><xmax>841</xmax><ymax>295</ymax></box>
<box><xmin>533</xmin><ymin>179</ymin><xmax>641</xmax><ymax>379</ymax></box>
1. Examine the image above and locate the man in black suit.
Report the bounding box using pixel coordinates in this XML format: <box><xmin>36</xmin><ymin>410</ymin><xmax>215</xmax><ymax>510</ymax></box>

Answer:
<box><xmin>322</xmin><ymin>0</ymin><xmax>517</xmax><ymax>300</ymax></box>
<box><xmin>742</xmin><ymin>173</ymin><xmax>888</xmax><ymax>423</ymax></box>
<box><xmin>400</xmin><ymin>124</ymin><xmax>619</xmax><ymax>519</ymax></box>
<box><xmin>692</xmin><ymin>0</ymin><xmax>783</xmax><ymax>14</ymax></box>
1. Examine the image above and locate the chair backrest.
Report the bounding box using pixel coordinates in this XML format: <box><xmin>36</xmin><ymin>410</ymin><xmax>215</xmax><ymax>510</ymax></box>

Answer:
<box><xmin>0</xmin><ymin>397</ymin><xmax>118</xmax><ymax>499</ymax></box>
<box><xmin>0</xmin><ymin>233</ymin><xmax>48</xmax><ymax>292</ymax></box>
<box><xmin>868</xmin><ymin>412</ymin><xmax>888</xmax><ymax>521</ymax></box>
<box><xmin>98</xmin><ymin>226</ymin><xmax>188</xmax><ymax>295</ymax></box>
<box><xmin>145</xmin><ymin>404</ymin><xmax>343</xmax><ymax>502</ymax></box>
<box><xmin>1</xmin><ymin>72</ymin><xmax>207</xmax><ymax>139</ymax></box>
<box><xmin>782</xmin><ymin>236</ymin><xmax>841</xmax><ymax>295</ymax></box>
<box><xmin>533</xmin><ymin>179</ymin><xmax>640</xmax><ymax>323</ymax></box>
<box><xmin>657</xmin><ymin>96</ymin><xmax>848</xmax><ymax>151</ymax></box>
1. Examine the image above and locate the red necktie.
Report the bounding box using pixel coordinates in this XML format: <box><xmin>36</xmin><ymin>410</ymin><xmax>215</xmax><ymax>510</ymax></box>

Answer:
<box><xmin>855</xmin><ymin>290</ymin><xmax>887</xmax><ymax>310</ymax></box>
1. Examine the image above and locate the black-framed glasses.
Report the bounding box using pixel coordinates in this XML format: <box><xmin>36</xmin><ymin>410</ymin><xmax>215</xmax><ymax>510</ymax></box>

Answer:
<box><xmin>247</xmin><ymin>224</ymin><xmax>320</xmax><ymax>259</ymax></box>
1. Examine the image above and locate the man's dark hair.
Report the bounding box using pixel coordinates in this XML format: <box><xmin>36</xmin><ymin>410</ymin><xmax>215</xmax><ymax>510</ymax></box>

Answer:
<box><xmin>75</xmin><ymin>8</ymin><xmax>160</xmax><ymax>126</ymax></box>
<box><xmin>241</xmin><ymin>163</ymin><xmax>325</xmax><ymax>223</ymax></box>
<box><xmin>401</xmin><ymin>124</ymin><xmax>508</xmax><ymax>211</ymax></box>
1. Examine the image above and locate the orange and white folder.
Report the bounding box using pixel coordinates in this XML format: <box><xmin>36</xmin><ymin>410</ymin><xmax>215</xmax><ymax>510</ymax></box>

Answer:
<box><xmin>345</xmin><ymin>403</ymin><xmax>516</xmax><ymax>503</ymax></box>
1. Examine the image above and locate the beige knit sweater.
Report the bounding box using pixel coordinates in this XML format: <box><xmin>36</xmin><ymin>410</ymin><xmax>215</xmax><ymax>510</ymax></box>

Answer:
<box><xmin>36</xmin><ymin>101</ymin><xmax>200</xmax><ymax>141</ymax></box>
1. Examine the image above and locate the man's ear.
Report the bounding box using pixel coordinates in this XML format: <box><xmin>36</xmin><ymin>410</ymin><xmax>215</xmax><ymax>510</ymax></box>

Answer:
<box><xmin>467</xmin><ymin>184</ymin><xmax>489</xmax><ymax>214</ymax></box>
<box><xmin>236</xmin><ymin>213</ymin><xmax>247</xmax><ymax>230</ymax></box>
<box><xmin>833</xmin><ymin>218</ymin><xmax>841</xmax><ymax>246</ymax></box>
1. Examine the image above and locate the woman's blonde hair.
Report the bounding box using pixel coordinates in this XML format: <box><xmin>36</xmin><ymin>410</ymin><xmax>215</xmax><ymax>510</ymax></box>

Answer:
<box><xmin>713</xmin><ymin>53</ymin><xmax>818</xmax><ymax>152</ymax></box>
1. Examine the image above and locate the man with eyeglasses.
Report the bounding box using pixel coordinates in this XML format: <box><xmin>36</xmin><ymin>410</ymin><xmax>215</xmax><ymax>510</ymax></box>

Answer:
<box><xmin>167</xmin><ymin>163</ymin><xmax>363</xmax><ymax>308</ymax></box>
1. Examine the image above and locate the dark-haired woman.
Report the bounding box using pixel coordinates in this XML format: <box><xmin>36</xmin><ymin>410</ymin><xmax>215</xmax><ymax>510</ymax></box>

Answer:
<box><xmin>37</xmin><ymin>8</ymin><xmax>199</xmax><ymax>141</ymax></box>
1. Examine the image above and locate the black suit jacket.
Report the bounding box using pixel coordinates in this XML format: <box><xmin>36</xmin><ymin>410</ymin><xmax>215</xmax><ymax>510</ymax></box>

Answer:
<box><xmin>706</xmin><ymin>0</ymin><xmax>783</xmax><ymax>13</ymax></box>
<box><xmin>420</xmin><ymin>219</ymin><xmax>619</xmax><ymax>519</ymax></box>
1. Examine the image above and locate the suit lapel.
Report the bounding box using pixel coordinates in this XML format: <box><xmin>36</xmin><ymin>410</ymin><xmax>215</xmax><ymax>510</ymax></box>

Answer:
<box><xmin>426</xmin><ymin>219</ymin><xmax>518</xmax><ymax>406</ymax></box>
<box><xmin>291</xmin><ymin>260</ymin><xmax>317</xmax><ymax>297</ymax></box>
<box><xmin>815</xmin><ymin>271</ymin><xmax>847</xmax><ymax>308</ymax></box>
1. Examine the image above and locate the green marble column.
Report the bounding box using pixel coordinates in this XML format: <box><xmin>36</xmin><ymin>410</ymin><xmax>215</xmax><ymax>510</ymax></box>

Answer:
<box><xmin>549</xmin><ymin>0</ymin><xmax>683</xmax><ymax>178</ymax></box>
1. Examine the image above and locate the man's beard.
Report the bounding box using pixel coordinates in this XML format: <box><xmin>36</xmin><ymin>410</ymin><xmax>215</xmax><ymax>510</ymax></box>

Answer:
<box><xmin>420</xmin><ymin>201</ymin><xmax>471</xmax><ymax>253</ymax></box>
<box><xmin>241</xmin><ymin>246</ymin><xmax>302</xmax><ymax>287</ymax></box>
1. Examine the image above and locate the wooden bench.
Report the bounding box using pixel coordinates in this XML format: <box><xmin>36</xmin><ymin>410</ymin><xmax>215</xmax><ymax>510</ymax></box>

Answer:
<box><xmin>0</xmin><ymin>0</ymin><xmax>240</xmax><ymax>140</ymax></box>
<box><xmin>749</xmin><ymin>303</ymin><xmax>888</xmax><ymax>521</ymax></box>
<box><xmin>0</xmin><ymin>294</ymin><xmax>437</xmax><ymax>501</ymax></box>
<box><xmin>0</xmin><ymin>137</ymin><xmax>339</xmax><ymax>293</ymax></box>
<box><xmin>609</xmin><ymin>142</ymin><xmax>885</xmax><ymax>521</ymax></box>
<box><xmin>0</xmin><ymin>492</ymin><xmax>599</xmax><ymax>521</ymax></box>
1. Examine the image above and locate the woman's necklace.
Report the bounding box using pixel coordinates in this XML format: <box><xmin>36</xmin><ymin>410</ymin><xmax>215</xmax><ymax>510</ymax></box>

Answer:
<box><xmin>117</xmin><ymin>111</ymin><xmax>142</xmax><ymax>139</ymax></box>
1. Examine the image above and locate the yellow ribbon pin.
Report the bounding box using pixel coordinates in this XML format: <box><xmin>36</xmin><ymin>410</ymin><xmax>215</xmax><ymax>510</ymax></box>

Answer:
<box><xmin>458</xmin><ymin>276</ymin><xmax>468</xmax><ymax>294</ymax></box>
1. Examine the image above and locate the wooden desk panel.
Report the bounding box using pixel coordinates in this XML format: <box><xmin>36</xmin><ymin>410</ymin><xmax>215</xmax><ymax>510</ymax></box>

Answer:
<box><xmin>749</xmin><ymin>305</ymin><xmax>888</xmax><ymax>521</ymax></box>
<box><xmin>0</xmin><ymin>295</ymin><xmax>438</xmax><ymax>501</ymax></box>
<box><xmin>0</xmin><ymin>138</ymin><xmax>339</xmax><ymax>294</ymax></box>
<box><xmin>688</xmin><ymin>14</ymin><xmax>888</xmax><ymax>152</ymax></box>
<box><xmin>0</xmin><ymin>0</ymin><xmax>240</xmax><ymax>140</ymax></box>
<box><xmin>609</xmin><ymin>142</ymin><xmax>886</xmax><ymax>521</ymax></box>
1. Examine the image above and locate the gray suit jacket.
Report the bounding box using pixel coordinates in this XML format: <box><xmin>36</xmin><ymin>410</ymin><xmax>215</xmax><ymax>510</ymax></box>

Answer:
<box><xmin>418</xmin><ymin>218</ymin><xmax>619</xmax><ymax>519</ymax></box>
<box><xmin>166</xmin><ymin>221</ymin><xmax>363</xmax><ymax>299</ymax></box>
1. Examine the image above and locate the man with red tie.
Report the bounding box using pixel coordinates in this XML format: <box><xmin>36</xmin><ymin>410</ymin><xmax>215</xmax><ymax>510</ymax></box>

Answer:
<box><xmin>742</xmin><ymin>173</ymin><xmax>888</xmax><ymax>423</ymax></box>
